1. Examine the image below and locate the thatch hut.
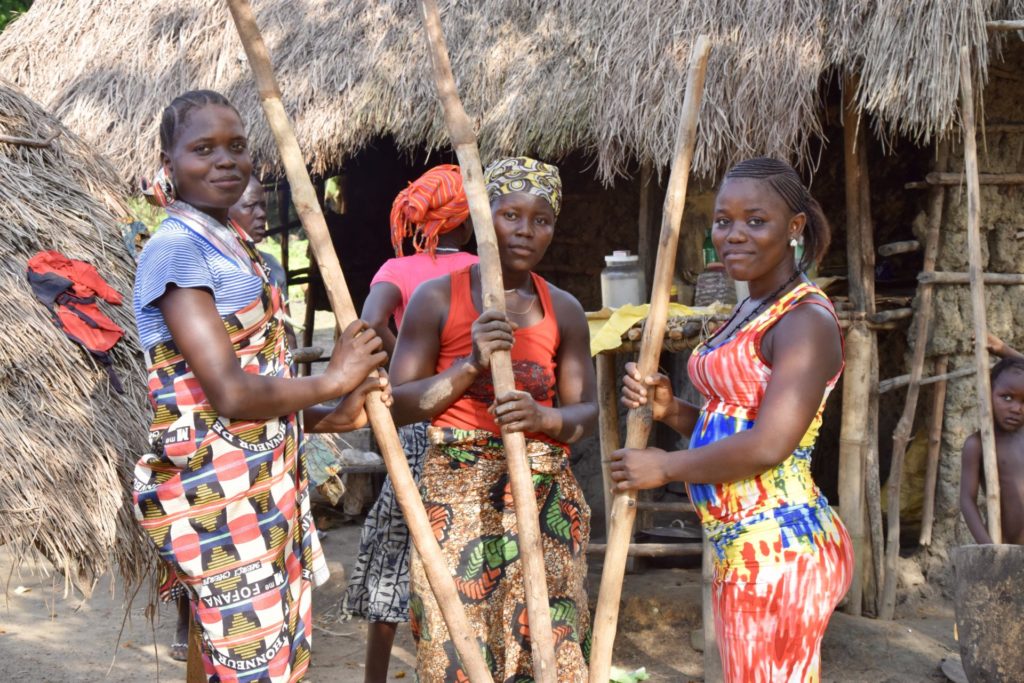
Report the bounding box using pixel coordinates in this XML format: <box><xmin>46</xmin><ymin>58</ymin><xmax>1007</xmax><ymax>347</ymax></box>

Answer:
<box><xmin>0</xmin><ymin>0</ymin><xmax>1017</xmax><ymax>182</ymax></box>
<box><xmin>3</xmin><ymin>0</ymin><xmax>1023</xmax><ymax>617</ymax></box>
<box><xmin>0</xmin><ymin>77</ymin><xmax>151</xmax><ymax>596</ymax></box>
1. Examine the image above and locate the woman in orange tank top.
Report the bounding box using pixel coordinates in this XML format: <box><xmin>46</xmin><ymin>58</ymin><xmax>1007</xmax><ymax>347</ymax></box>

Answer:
<box><xmin>390</xmin><ymin>157</ymin><xmax>597</xmax><ymax>682</ymax></box>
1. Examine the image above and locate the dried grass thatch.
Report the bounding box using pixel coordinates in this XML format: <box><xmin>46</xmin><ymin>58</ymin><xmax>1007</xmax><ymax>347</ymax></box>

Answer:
<box><xmin>0</xmin><ymin>1</ymin><xmax>1021</xmax><ymax>183</ymax></box>
<box><xmin>0</xmin><ymin>77</ymin><xmax>151</xmax><ymax>596</ymax></box>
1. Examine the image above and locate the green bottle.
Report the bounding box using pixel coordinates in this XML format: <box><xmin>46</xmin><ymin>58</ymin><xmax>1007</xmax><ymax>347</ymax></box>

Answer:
<box><xmin>703</xmin><ymin>229</ymin><xmax>719</xmax><ymax>269</ymax></box>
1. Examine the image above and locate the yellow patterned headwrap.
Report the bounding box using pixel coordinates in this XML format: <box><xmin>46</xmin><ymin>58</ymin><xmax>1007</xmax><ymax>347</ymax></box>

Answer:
<box><xmin>484</xmin><ymin>156</ymin><xmax>562</xmax><ymax>216</ymax></box>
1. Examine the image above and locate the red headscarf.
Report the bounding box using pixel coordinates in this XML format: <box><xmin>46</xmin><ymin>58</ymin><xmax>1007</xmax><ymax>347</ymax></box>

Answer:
<box><xmin>389</xmin><ymin>164</ymin><xmax>469</xmax><ymax>257</ymax></box>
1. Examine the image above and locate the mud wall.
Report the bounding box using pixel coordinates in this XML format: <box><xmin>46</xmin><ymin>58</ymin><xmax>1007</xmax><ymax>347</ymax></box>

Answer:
<box><xmin>918</xmin><ymin>40</ymin><xmax>1024</xmax><ymax>590</ymax></box>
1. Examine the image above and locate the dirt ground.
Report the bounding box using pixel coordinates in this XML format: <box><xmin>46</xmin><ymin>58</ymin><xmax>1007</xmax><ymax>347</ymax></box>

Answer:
<box><xmin>0</xmin><ymin>506</ymin><xmax>959</xmax><ymax>682</ymax></box>
<box><xmin>0</xmin><ymin>309</ymin><xmax>961</xmax><ymax>681</ymax></box>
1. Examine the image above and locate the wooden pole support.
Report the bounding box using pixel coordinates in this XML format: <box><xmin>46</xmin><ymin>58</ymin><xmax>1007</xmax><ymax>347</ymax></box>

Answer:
<box><xmin>840</xmin><ymin>73</ymin><xmax>877</xmax><ymax>616</ymax></box>
<box><xmin>919</xmin><ymin>355</ymin><xmax>950</xmax><ymax>546</ymax></box>
<box><xmin>879</xmin><ymin>140</ymin><xmax>949</xmax><ymax>621</ymax></box>
<box><xmin>589</xmin><ymin>36</ymin><xmax>712</xmax><ymax>683</ymax></box>
<box><xmin>959</xmin><ymin>46</ymin><xmax>1002</xmax><ymax>543</ymax></box>
<box><xmin>586</xmin><ymin>542</ymin><xmax>703</xmax><ymax>558</ymax></box>
<box><xmin>224</xmin><ymin>2</ymin><xmax>493</xmax><ymax>681</ymax></box>
<box><xmin>878</xmin><ymin>240</ymin><xmax>921</xmax><ymax>257</ymax></box>
<box><xmin>418</xmin><ymin>1</ymin><xmax>556</xmax><ymax>679</ymax></box>
<box><xmin>186</xmin><ymin>614</ymin><xmax>205</xmax><ymax>683</ymax></box>
<box><xmin>918</xmin><ymin>271</ymin><xmax>1024</xmax><ymax>285</ymax></box>
<box><xmin>597</xmin><ymin>353</ymin><xmax>620</xmax><ymax>536</ymax></box>
<box><xmin>927</xmin><ymin>172</ymin><xmax>1024</xmax><ymax>186</ymax></box>
<box><xmin>838</xmin><ymin>320</ymin><xmax>870</xmax><ymax>615</ymax></box>
<box><xmin>0</xmin><ymin>130</ymin><xmax>60</xmax><ymax>148</ymax></box>
<box><xmin>879</xmin><ymin>364</ymin><xmax>976</xmax><ymax>394</ymax></box>
<box><xmin>701</xmin><ymin>531</ymin><xmax>723</xmax><ymax>683</ymax></box>
<box><xmin>986</xmin><ymin>20</ymin><xmax>1024</xmax><ymax>31</ymax></box>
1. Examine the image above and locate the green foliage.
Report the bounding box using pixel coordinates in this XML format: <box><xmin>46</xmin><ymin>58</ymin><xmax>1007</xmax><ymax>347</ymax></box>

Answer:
<box><xmin>0</xmin><ymin>0</ymin><xmax>32</xmax><ymax>31</ymax></box>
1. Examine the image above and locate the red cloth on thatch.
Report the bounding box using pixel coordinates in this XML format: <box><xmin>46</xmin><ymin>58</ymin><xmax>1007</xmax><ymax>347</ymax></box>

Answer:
<box><xmin>26</xmin><ymin>250</ymin><xmax>125</xmax><ymax>392</ymax></box>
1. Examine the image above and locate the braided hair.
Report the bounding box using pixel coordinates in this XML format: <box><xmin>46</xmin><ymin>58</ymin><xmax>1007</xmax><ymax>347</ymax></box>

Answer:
<box><xmin>159</xmin><ymin>90</ymin><xmax>240</xmax><ymax>152</ymax></box>
<box><xmin>723</xmin><ymin>158</ymin><xmax>831</xmax><ymax>272</ymax></box>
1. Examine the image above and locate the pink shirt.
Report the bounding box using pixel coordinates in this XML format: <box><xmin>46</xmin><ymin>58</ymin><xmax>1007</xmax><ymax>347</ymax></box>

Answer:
<box><xmin>370</xmin><ymin>251</ymin><xmax>478</xmax><ymax>329</ymax></box>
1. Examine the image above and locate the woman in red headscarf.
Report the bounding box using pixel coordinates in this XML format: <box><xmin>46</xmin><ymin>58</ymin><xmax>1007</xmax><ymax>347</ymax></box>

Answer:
<box><xmin>342</xmin><ymin>164</ymin><xmax>476</xmax><ymax>683</ymax></box>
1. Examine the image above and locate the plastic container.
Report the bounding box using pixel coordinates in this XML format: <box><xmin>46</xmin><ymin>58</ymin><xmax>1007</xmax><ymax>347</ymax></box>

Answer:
<box><xmin>600</xmin><ymin>250</ymin><xmax>646</xmax><ymax>309</ymax></box>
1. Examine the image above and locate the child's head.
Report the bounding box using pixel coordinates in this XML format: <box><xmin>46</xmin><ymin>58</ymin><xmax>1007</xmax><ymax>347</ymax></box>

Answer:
<box><xmin>159</xmin><ymin>90</ymin><xmax>251</xmax><ymax>221</ymax></box>
<box><xmin>991</xmin><ymin>358</ymin><xmax>1024</xmax><ymax>432</ymax></box>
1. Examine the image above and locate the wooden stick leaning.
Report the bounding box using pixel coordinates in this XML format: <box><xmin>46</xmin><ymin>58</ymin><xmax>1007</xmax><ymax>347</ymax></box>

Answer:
<box><xmin>224</xmin><ymin>3</ymin><xmax>494</xmax><ymax>681</ymax></box>
<box><xmin>417</xmin><ymin>1</ymin><xmax>556</xmax><ymax>679</ymax></box>
<box><xmin>838</xmin><ymin>79</ymin><xmax>869</xmax><ymax>616</ymax></box>
<box><xmin>959</xmin><ymin>46</ymin><xmax>1002</xmax><ymax>543</ymax></box>
<box><xmin>597</xmin><ymin>353</ymin><xmax>621</xmax><ymax>535</ymax></box>
<box><xmin>588</xmin><ymin>36</ymin><xmax>712</xmax><ymax>683</ymax></box>
<box><xmin>920</xmin><ymin>355</ymin><xmax>950</xmax><ymax>546</ymax></box>
<box><xmin>879</xmin><ymin>140</ymin><xmax>949</xmax><ymax>620</ymax></box>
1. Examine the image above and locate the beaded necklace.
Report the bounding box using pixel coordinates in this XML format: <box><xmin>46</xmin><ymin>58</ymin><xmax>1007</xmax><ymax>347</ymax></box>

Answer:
<box><xmin>704</xmin><ymin>270</ymin><xmax>804</xmax><ymax>347</ymax></box>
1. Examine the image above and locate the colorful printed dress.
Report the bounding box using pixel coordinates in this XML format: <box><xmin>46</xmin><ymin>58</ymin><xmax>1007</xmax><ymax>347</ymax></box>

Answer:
<box><xmin>409</xmin><ymin>267</ymin><xmax>591</xmax><ymax>682</ymax></box>
<box><xmin>687</xmin><ymin>281</ymin><xmax>852</xmax><ymax>683</ymax></box>
<box><xmin>132</xmin><ymin>205</ymin><xmax>328</xmax><ymax>683</ymax></box>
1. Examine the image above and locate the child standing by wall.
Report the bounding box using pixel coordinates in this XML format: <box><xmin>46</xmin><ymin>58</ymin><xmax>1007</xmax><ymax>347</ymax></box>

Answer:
<box><xmin>961</xmin><ymin>336</ymin><xmax>1024</xmax><ymax>545</ymax></box>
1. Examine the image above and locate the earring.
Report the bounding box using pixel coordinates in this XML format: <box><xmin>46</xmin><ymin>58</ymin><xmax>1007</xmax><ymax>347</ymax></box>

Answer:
<box><xmin>789</xmin><ymin>236</ymin><xmax>798</xmax><ymax>248</ymax></box>
<box><xmin>141</xmin><ymin>167</ymin><xmax>176</xmax><ymax>208</ymax></box>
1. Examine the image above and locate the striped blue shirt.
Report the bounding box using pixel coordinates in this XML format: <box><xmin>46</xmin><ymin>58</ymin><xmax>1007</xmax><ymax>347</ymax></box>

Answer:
<box><xmin>134</xmin><ymin>219</ymin><xmax>264</xmax><ymax>349</ymax></box>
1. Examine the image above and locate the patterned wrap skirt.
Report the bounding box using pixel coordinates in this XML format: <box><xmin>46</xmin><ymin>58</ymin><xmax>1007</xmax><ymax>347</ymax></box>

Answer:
<box><xmin>409</xmin><ymin>427</ymin><xmax>591</xmax><ymax>682</ymax></box>
<box><xmin>342</xmin><ymin>421</ymin><xmax>429</xmax><ymax>622</ymax></box>
<box><xmin>133</xmin><ymin>282</ymin><xmax>327</xmax><ymax>683</ymax></box>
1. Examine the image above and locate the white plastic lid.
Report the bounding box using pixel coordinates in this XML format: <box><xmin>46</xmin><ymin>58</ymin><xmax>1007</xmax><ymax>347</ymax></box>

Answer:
<box><xmin>605</xmin><ymin>249</ymin><xmax>639</xmax><ymax>265</ymax></box>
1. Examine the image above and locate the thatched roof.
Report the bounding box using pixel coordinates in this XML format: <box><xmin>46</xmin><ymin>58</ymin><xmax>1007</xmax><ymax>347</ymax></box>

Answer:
<box><xmin>0</xmin><ymin>77</ymin><xmax>151</xmax><ymax>596</ymax></box>
<box><xmin>0</xmin><ymin>1</ymin><xmax>1022</xmax><ymax>183</ymax></box>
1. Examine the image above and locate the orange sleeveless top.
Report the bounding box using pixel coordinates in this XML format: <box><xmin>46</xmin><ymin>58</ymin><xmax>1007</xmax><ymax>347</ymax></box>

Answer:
<box><xmin>433</xmin><ymin>266</ymin><xmax>561</xmax><ymax>443</ymax></box>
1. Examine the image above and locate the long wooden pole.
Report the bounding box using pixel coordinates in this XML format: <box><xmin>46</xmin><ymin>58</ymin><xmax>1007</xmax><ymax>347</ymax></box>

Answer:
<box><xmin>840</xmin><ymin>75</ymin><xmax>875</xmax><ymax>616</ymax></box>
<box><xmin>879</xmin><ymin>141</ymin><xmax>949</xmax><ymax>620</ymax></box>
<box><xmin>417</xmin><ymin>1</ymin><xmax>557</xmax><ymax>679</ymax></box>
<box><xmin>700</xmin><ymin>530</ymin><xmax>723</xmax><ymax>683</ymax></box>
<box><xmin>224</xmin><ymin>3</ymin><xmax>493</xmax><ymax>681</ymax></box>
<box><xmin>919</xmin><ymin>355</ymin><xmax>950</xmax><ymax>546</ymax></box>
<box><xmin>837</xmin><ymin>320</ymin><xmax>869</xmax><ymax>615</ymax></box>
<box><xmin>864</xmin><ymin>361</ymin><xmax>884</xmax><ymax>615</ymax></box>
<box><xmin>918</xmin><ymin>271</ymin><xmax>1024</xmax><ymax>285</ymax></box>
<box><xmin>597</xmin><ymin>353</ymin><xmax>621</xmax><ymax>535</ymax></box>
<box><xmin>186</xmin><ymin>616</ymin><xmax>204</xmax><ymax>683</ymax></box>
<box><xmin>879</xmin><ymin>365</ymin><xmax>974</xmax><ymax>394</ymax></box>
<box><xmin>589</xmin><ymin>36</ymin><xmax>712</xmax><ymax>683</ymax></box>
<box><xmin>959</xmin><ymin>46</ymin><xmax>1002</xmax><ymax>543</ymax></box>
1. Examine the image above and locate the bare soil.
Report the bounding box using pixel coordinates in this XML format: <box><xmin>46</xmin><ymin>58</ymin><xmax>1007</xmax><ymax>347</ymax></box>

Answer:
<box><xmin>0</xmin><ymin>510</ymin><xmax>958</xmax><ymax>682</ymax></box>
<box><xmin>0</xmin><ymin>307</ymin><xmax>959</xmax><ymax>681</ymax></box>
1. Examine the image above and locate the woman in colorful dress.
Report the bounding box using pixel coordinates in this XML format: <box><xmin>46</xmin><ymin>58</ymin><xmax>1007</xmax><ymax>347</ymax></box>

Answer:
<box><xmin>342</xmin><ymin>164</ymin><xmax>476</xmax><ymax>683</ymax></box>
<box><xmin>389</xmin><ymin>157</ymin><xmax>597</xmax><ymax>682</ymax></box>
<box><xmin>611</xmin><ymin>157</ymin><xmax>852</xmax><ymax>682</ymax></box>
<box><xmin>132</xmin><ymin>90</ymin><xmax>388</xmax><ymax>682</ymax></box>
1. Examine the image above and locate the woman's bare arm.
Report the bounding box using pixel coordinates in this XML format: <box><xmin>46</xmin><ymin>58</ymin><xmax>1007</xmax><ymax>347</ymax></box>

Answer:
<box><xmin>361</xmin><ymin>282</ymin><xmax>402</xmax><ymax>358</ymax></box>
<box><xmin>959</xmin><ymin>434</ymin><xmax>993</xmax><ymax>544</ymax></box>
<box><xmin>610</xmin><ymin>304</ymin><xmax>842</xmax><ymax>488</ymax></box>
<box><xmin>158</xmin><ymin>285</ymin><xmax>386</xmax><ymax>420</ymax></box>
<box><xmin>389</xmin><ymin>279</ymin><xmax>487</xmax><ymax>425</ymax></box>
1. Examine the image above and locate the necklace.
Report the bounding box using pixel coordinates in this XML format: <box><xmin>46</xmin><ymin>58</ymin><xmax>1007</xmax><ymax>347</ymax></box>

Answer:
<box><xmin>705</xmin><ymin>270</ymin><xmax>804</xmax><ymax>346</ymax></box>
<box><xmin>505</xmin><ymin>291</ymin><xmax>538</xmax><ymax>316</ymax></box>
<box><xmin>435</xmin><ymin>247</ymin><xmax>459</xmax><ymax>254</ymax></box>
